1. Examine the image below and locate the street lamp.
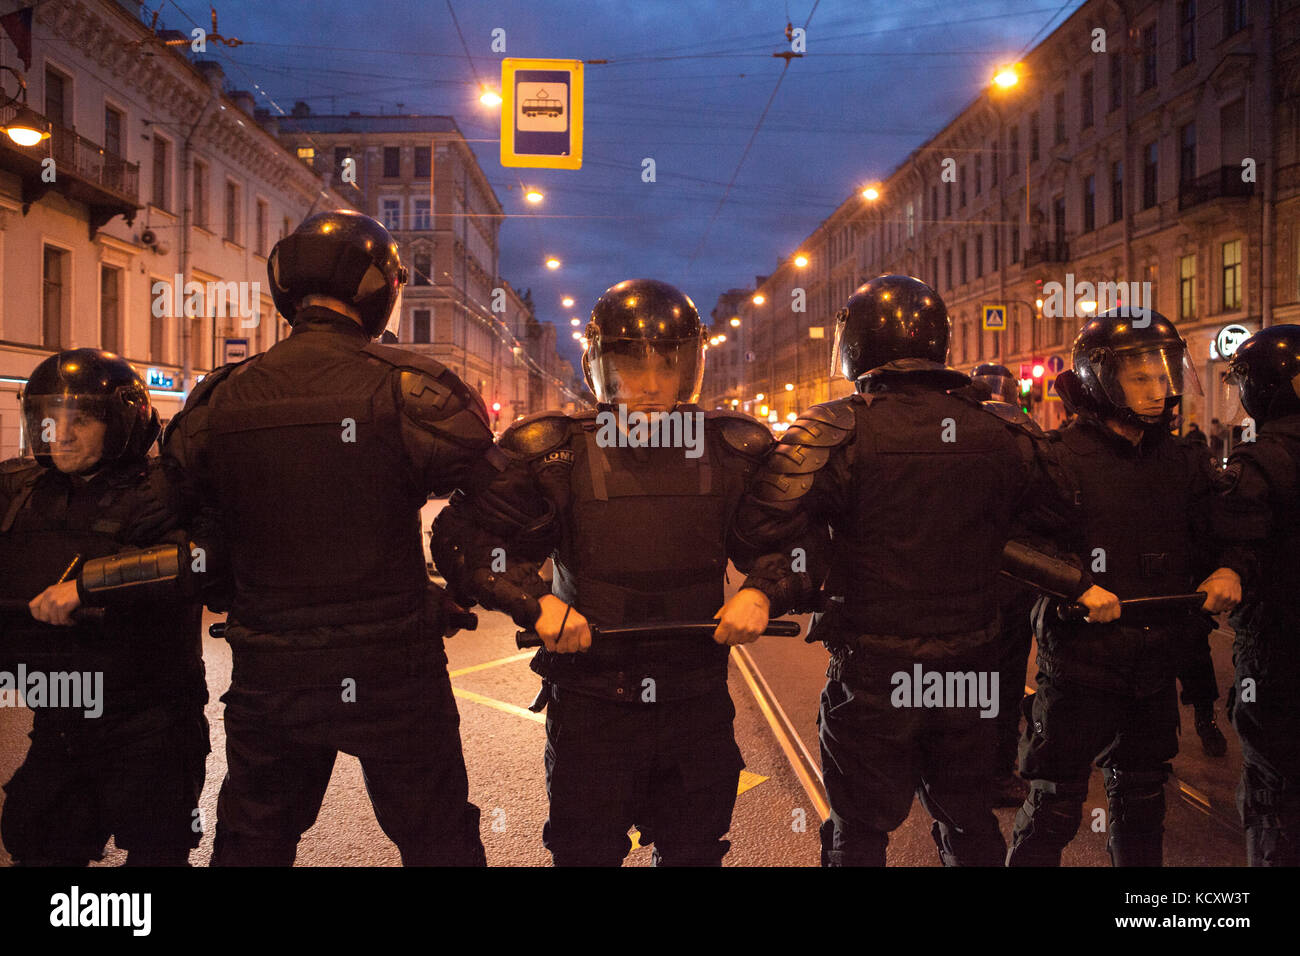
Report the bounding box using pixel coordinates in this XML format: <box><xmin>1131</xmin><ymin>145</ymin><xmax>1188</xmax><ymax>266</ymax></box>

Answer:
<box><xmin>992</xmin><ymin>64</ymin><xmax>1020</xmax><ymax>89</ymax></box>
<box><xmin>729</xmin><ymin>316</ymin><xmax>741</xmax><ymax>327</ymax></box>
<box><xmin>545</xmin><ymin>257</ymin><xmax>561</xmax><ymax>270</ymax></box>
<box><xmin>1</xmin><ymin>67</ymin><xmax>51</xmax><ymax>147</ymax></box>
<box><xmin>570</xmin><ymin>317</ymin><xmax>580</xmax><ymax>327</ymax></box>
<box><xmin>861</xmin><ymin>184</ymin><xmax>881</xmax><ymax>201</ymax></box>
<box><xmin>562</xmin><ymin>296</ymin><xmax>574</xmax><ymax>308</ymax></box>
<box><xmin>794</xmin><ymin>254</ymin><xmax>809</xmax><ymax>268</ymax></box>
<box><xmin>479</xmin><ymin>85</ymin><xmax>503</xmax><ymax>107</ymax></box>
<box><xmin>524</xmin><ymin>189</ymin><xmax>544</xmax><ymax>204</ymax></box>
<box><xmin>752</xmin><ymin>293</ymin><xmax>765</xmax><ymax>306</ymax></box>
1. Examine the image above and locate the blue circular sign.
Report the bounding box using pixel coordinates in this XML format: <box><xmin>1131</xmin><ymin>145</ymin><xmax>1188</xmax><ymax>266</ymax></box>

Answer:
<box><xmin>1046</xmin><ymin>355</ymin><xmax>1064</xmax><ymax>374</ymax></box>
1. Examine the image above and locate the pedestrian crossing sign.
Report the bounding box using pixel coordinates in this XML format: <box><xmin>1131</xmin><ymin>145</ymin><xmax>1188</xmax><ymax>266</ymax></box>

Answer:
<box><xmin>982</xmin><ymin>305</ymin><xmax>1006</xmax><ymax>330</ymax></box>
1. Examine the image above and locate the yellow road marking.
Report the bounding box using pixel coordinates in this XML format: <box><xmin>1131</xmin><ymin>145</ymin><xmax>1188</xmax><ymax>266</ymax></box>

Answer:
<box><xmin>449</xmin><ymin>650</ymin><xmax>535</xmax><ymax>678</ymax></box>
<box><xmin>452</xmin><ymin>687</ymin><xmax>545</xmax><ymax>723</ymax></box>
<box><xmin>629</xmin><ymin>768</ymin><xmax>769</xmax><ymax>851</ymax></box>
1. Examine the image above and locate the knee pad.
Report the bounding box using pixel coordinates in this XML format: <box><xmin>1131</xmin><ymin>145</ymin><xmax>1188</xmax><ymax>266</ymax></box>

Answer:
<box><xmin>1104</xmin><ymin>768</ymin><xmax>1168</xmax><ymax>833</ymax></box>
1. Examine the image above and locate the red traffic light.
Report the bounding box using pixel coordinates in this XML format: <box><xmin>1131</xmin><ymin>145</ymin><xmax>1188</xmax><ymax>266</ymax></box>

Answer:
<box><xmin>492</xmin><ymin>402</ymin><xmax>502</xmax><ymax>412</ymax></box>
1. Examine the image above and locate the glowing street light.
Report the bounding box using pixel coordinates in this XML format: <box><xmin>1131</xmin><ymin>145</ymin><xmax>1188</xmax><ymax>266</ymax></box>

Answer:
<box><xmin>784</xmin><ymin>382</ymin><xmax>794</xmax><ymax>391</ymax></box>
<box><xmin>715</xmin><ymin>334</ymin><xmax>726</xmax><ymax>343</ymax></box>
<box><xmin>524</xmin><ymin>189</ymin><xmax>544</xmax><ymax>204</ymax></box>
<box><xmin>861</xmin><ymin>185</ymin><xmax>881</xmax><ymax>201</ymax></box>
<box><xmin>794</xmin><ymin>254</ymin><xmax>809</xmax><ymax>268</ymax></box>
<box><xmin>561</xmin><ymin>296</ymin><xmax>575</xmax><ymax>308</ymax></box>
<box><xmin>1078</xmin><ymin>300</ymin><xmax>1098</xmax><ymax>313</ymax></box>
<box><xmin>545</xmin><ymin>257</ymin><xmax>561</xmax><ymax>270</ymax></box>
<box><xmin>479</xmin><ymin>85</ymin><xmax>503</xmax><ymax>107</ymax></box>
<box><xmin>752</xmin><ymin>293</ymin><xmax>765</xmax><ymax>305</ymax></box>
<box><xmin>571</xmin><ymin>330</ymin><xmax>582</xmax><ymax>340</ymax></box>
<box><xmin>2</xmin><ymin>105</ymin><xmax>50</xmax><ymax>147</ymax></box>
<box><xmin>755</xmin><ymin>393</ymin><xmax>765</xmax><ymax>402</ymax></box>
<box><xmin>993</xmin><ymin>64</ymin><xmax>1020</xmax><ymax>89</ymax></box>
<box><xmin>570</xmin><ymin>317</ymin><xmax>581</xmax><ymax>327</ymax></box>
<box><xmin>729</xmin><ymin>316</ymin><xmax>741</xmax><ymax>327</ymax></box>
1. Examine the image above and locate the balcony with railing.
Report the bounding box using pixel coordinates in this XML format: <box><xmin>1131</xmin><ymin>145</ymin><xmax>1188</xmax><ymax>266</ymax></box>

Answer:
<box><xmin>1023</xmin><ymin>240</ymin><xmax>1070</xmax><ymax>266</ymax></box>
<box><xmin>1178</xmin><ymin>165</ymin><xmax>1255</xmax><ymax>210</ymax></box>
<box><xmin>0</xmin><ymin>102</ymin><xmax>140</xmax><ymax>237</ymax></box>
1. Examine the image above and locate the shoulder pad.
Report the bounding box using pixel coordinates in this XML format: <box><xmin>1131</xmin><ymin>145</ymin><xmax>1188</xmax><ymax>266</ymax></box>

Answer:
<box><xmin>361</xmin><ymin>342</ymin><xmax>452</xmax><ymax>379</ymax></box>
<box><xmin>396</xmin><ymin>368</ymin><xmax>490</xmax><ymax>434</ymax></box>
<box><xmin>1231</xmin><ymin>435</ymin><xmax>1299</xmax><ymax>491</ymax></box>
<box><xmin>980</xmin><ymin>400</ymin><xmax>1045</xmax><ymax>438</ymax></box>
<box><xmin>499</xmin><ymin>410</ymin><xmax>574</xmax><ymax>460</ymax></box>
<box><xmin>784</xmin><ymin>398</ymin><xmax>857</xmax><ymax>448</ymax></box>
<box><xmin>161</xmin><ymin>360</ymin><xmax>246</xmax><ymax>446</ymax></box>
<box><xmin>755</xmin><ymin>399</ymin><xmax>856</xmax><ymax>501</ymax></box>
<box><xmin>707</xmin><ymin>410</ymin><xmax>773</xmax><ymax>460</ymax></box>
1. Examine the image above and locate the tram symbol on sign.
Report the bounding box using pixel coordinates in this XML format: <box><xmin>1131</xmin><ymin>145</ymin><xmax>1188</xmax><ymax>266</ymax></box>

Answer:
<box><xmin>521</xmin><ymin>90</ymin><xmax>564</xmax><ymax>118</ymax></box>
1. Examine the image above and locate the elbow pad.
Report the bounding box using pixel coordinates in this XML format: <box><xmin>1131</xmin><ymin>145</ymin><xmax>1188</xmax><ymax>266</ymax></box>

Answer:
<box><xmin>77</xmin><ymin>544</ymin><xmax>185</xmax><ymax>606</ymax></box>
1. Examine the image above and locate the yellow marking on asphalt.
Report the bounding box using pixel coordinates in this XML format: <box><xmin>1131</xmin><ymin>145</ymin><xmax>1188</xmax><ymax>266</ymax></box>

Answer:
<box><xmin>733</xmin><ymin>644</ymin><xmax>831</xmax><ymax>821</ymax></box>
<box><xmin>449</xmin><ymin>650</ymin><xmax>535</xmax><ymax>678</ymax></box>
<box><xmin>452</xmin><ymin>687</ymin><xmax>545</xmax><ymax>723</ymax></box>
<box><xmin>628</xmin><ymin>769</ymin><xmax>769</xmax><ymax>851</ymax></box>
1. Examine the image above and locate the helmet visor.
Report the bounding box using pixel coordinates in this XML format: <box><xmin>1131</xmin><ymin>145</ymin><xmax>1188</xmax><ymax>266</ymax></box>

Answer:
<box><xmin>588</xmin><ymin>337</ymin><xmax>704</xmax><ymax>407</ymax></box>
<box><xmin>1094</xmin><ymin>346</ymin><xmax>1200</xmax><ymax>417</ymax></box>
<box><xmin>829</xmin><ymin>307</ymin><xmax>850</xmax><ymax>381</ymax></box>
<box><xmin>972</xmin><ymin>371</ymin><xmax>1019</xmax><ymax>404</ymax></box>
<box><xmin>21</xmin><ymin>395</ymin><xmax>115</xmax><ymax>472</ymax></box>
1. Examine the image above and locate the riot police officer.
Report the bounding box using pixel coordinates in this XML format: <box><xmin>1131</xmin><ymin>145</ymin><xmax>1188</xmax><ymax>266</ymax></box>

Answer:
<box><xmin>730</xmin><ymin>275</ymin><xmax>1081</xmax><ymax>867</ymax></box>
<box><xmin>1213</xmin><ymin>324</ymin><xmax>1300</xmax><ymax>865</ymax></box>
<box><xmin>1006</xmin><ymin>309</ymin><xmax>1243</xmax><ymax>867</ymax></box>
<box><xmin>970</xmin><ymin>364</ymin><xmax>1037</xmax><ymax>805</ymax></box>
<box><xmin>0</xmin><ymin>350</ymin><xmax>207</xmax><ymax>865</ymax></box>
<box><xmin>162</xmin><ymin>210</ymin><xmax>495</xmax><ymax>866</ymax></box>
<box><xmin>431</xmin><ymin>278</ymin><xmax>777</xmax><ymax>866</ymax></box>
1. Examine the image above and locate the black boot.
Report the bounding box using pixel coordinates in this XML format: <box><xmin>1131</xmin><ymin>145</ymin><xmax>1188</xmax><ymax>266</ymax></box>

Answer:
<box><xmin>1194</xmin><ymin>704</ymin><xmax>1228</xmax><ymax>757</ymax></box>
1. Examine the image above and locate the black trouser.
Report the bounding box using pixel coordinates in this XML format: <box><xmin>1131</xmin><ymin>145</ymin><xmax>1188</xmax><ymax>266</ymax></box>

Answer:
<box><xmin>2</xmin><ymin>705</ymin><xmax>208</xmax><ymax>866</ymax></box>
<box><xmin>818</xmin><ymin>665</ymin><xmax>1005</xmax><ymax>867</ymax></box>
<box><xmin>1177</xmin><ymin>624</ymin><xmax>1220</xmax><ymax>708</ymax></box>
<box><xmin>1008</xmin><ymin>670</ymin><xmax>1178</xmax><ymax>867</ymax></box>
<box><xmin>542</xmin><ymin>683</ymin><xmax>743</xmax><ymax>866</ymax></box>
<box><xmin>211</xmin><ymin>641</ymin><xmax>483</xmax><ymax>867</ymax></box>
<box><xmin>994</xmin><ymin>592</ymin><xmax>1037</xmax><ymax>775</ymax></box>
<box><xmin>1229</xmin><ymin>659</ymin><xmax>1300</xmax><ymax>866</ymax></box>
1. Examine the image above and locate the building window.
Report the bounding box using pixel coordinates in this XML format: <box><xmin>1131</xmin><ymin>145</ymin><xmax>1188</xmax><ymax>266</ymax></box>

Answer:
<box><xmin>990</xmin><ymin>142</ymin><xmax>998</xmax><ymax>186</ymax></box>
<box><xmin>150</xmin><ymin>302</ymin><xmax>165</xmax><ymax>363</ymax></box>
<box><xmin>1009</xmin><ymin>125</ymin><xmax>1019</xmax><ymax>174</ymax></box>
<box><xmin>383</xmin><ymin>146</ymin><xmax>401</xmax><ymax>178</ymax></box>
<box><xmin>905</xmin><ymin>200</ymin><xmax>914</xmax><ymax>238</ymax></box>
<box><xmin>1179</xmin><ymin>122</ymin><xmax>1196</xmax><ymax>184</ymax></box>
<box><xmin>1179</xmin><ymin>1</ymin><xmax>1197</xmax><ymax>66</ymax></box>
<box><xmin>414</xmin><ymin>146</ymin><xmax>431</xmax><ymax>178</ymax></box>
<box><xmin>256</xmin><ymin>199</ymin><xmax>269</xmax><ymax>256</ymax></box>
<box><xmin>1143</xmin><ymin>141</ymin><xmax>1159</xmax><ymax>209</ymax></box>
<box><xmin>1109</xmin><ymin>53</ymin><xmax>1122</xmax><ymax>112</ymax></box>
<box><xmin>381</xmin><ymin>198</ymin><xmax>400</xmax><ymax>231</ymax></box>
<box><xmin>930</xmin><ymin>185</ymin><xmax>938</xmax><ymax>220</ymax></box>
<box><xmin>974</xmin><ymin>156</ymin><xmax>982</xmax><ymax>196</ymax></box>
<box><xmin>42</xmin><ymin>247</ymin><xmax>67</xmax><ymax>349</ymax></box>
<box><xmin>959</xmin><ymin>241</ymin><xmax>968</xmax><ymax>285</ymax></box>
<box><xmin>100</xmin><ymin>265</ymin><xmax>122</xmax><ymax>354</ymax></box>
<box><xmin>930</xmin><ymin>256</ymin><xmax>939</xmax><ymax>288</ymax></box>
<box><xmin>413</xmin><ymin>251</ymin><xmax>431</xmax><ymax>286</ymax></box>
<box><xmin>44</xmin><ymin>68</ymin><xmax>67</xmax><ymax>127</ymax></box>
<box><xmin>413</xmin><ymin>309</ymin><xmax>431</xmax><ymax>343</ymax></box>
<box><xmin>193</xmin><ymin>159</ymin><xmax>208</xmax><ymax>229</ymax></box>
<box><xmin>1053</xmin><ymin>196</ymin><xmax>1066</xmax><ymax>247</ymax></box>
<box><xmin>1141</xmin><ymin>21</ymin><xmax>1158</xmax><ymax>91</ymax></box>
<box><xmin>1011</xmin><ymin>226</ymin><xmax>1020</xmax><ymax>264</ymax></box>
<box><xmin>413</xmin><ymin>198</ymin><xmax>431</xmax><ymax>230</ymax></box>
<box><xmin>1179</xmin><ymin>253</ymin><xmax>1196</xmax><ymax>319</ymax></box>
<box><xmin>225</xmin><ymin>180</ymin><xmax>240</xmax><ymax>243</ymax></box>
<box><xmin>1222</xmin><ymin>239</ymin><xmax>1242</xmax><ymax>311</ymax></box>
<box><xmin>1112</xmin><ymin>160</ymin><xmax>1124</xmax><ymax>222</ymax></box>
<box><xmin>152</xmin><ymin>135</ymin><xmax>170</xmax><ymax>210</ymax></box>
<box><xmin>975</xmin><ymin>233</ymin><xmax>984</xmax><ymax>278</ymax></box>
<box><xmin>945</xmin><ymin>182</ymin><xmax>952</xmax><ymax>216</ymax></box>
<box><xmin>1084</xmin><ymin>174</ymin><xmax>1096</xmax><ymax>232</ymax></box>
<box><xmin>296</xmin><ymin>146</ymin><xmax>315</xmax><ymax>163</ymax></box>
<box><xmin>959</xmin><ymin>166</ymin><xmax>966</xmax><ymax>208</ymax></box>
<box><xmin>1081</xmin><ymin>70</ymin><xmax>1094</xmax><ymax>129</ymax></box>
<box><xmin>961</xmin><ymin>320</ymin><xmax>969</xmax><ymax>362</ymax></box>
<box><xmin>104</xmin><ymin>105</ymin><xmax>123</xmax><ymax>157</ymax></box>
<box><xmin>1224</xmin><ymin>0</ymin><xmax>1248</xmax><ymax>38</ymax></box>
<box><xmin>1030</xmin><ymin>112</ymin><xmax>1040</xmax><ymax>162</ymax></box>
<box><xmin>945</xmin><ymin>248</ymin><xmax>953</xmax><ymax>290</ymax></box>
<box><xmin>1054</xmin><ymin>90</ymin><xmax>1066</xmax><ymax>145</ymax></box>
<box><xmin>992</xmin><ymin>228</ymin><xmax>999</xmax><ymax>271</ymax></box>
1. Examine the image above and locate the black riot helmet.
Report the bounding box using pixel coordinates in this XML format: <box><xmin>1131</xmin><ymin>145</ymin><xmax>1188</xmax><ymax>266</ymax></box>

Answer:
<box><xmin>19</xmin><ymin>350</ymin><xmax>160</xmax><ymax>473</ymax></box>
<box><xmin>1224</xmin><ymin>325</ymin><xmax>1300</xmax><ymax>424</ymax></box>
<box><xmin>582</xmin><ymin>279</ymin><xmax>705</xmax><ymax>408</ymax></box>
<box><xmin>1057</xmin><ymin>308</ymin><xmax>1200</xmax><ymax>430</ymax></box>
<box><xmin>971</xmin><ymin>363</ymin><xmax>1019</xmax><ymax>404</ymax></box>
<box><xmin>830</xmin><ymin>275</ymin><xmax>950</xmax><ymax>383</ymax></box>
<box><xmin>267</xmin><ymin>209</ymin><xmax>409</xmax><ymax>338</ymax></box>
